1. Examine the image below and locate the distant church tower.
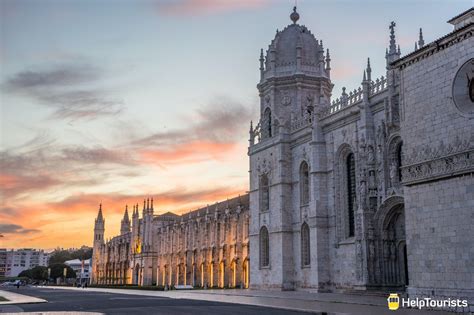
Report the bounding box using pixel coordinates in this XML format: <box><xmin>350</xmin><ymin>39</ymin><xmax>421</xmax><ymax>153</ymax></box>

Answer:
<box><xmin>120</xmin><ymin>205</ymin><xmax>131</xmax><ymax>235</ymax></box>
<box><xmin>91</xmin><ymin>204</ymin><xmax>105</xmax><ymax>284</ymax></box>
<box><xmin>248</xmin><ymin>7</ymin><xmax>332</xmax><ymax>290</ymax></box>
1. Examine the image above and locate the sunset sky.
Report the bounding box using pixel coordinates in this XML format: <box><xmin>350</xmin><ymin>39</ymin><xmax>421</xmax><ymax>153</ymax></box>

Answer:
<box><xmin>0</xmin><ymin>0</ymin><xmax>469</xmax><ymax>249</ymax></box>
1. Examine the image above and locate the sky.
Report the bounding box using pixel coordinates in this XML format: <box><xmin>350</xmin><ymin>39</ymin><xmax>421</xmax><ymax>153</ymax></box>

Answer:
<box><xmin>0</xmin><ymin>0</ymin><xmax>470</xmax><ymax>250</ymax></box>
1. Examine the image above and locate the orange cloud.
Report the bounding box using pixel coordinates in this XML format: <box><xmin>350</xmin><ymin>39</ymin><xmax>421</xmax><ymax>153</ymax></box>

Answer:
<box><xmin>140</xmin><ymin>140</ymin><xmax>236</xmax><ymax>165</ymax></box>
<box><xmin>158</xmin><ymin>0</ymin><xmax>270</xmax><ymax>16</ymax></box>
<box><xmin>0</xmin><ymin>173</ymin><xmax>62</xmax><ymax>199</ymax></box>
<box><xmin>0</xmin><ymin>185</ymin><xmax>246</xmax><ymax>249</ymax></box>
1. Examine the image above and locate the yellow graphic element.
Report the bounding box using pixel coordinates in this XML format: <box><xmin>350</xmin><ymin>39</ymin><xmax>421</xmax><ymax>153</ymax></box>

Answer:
<box><xmin>135</xmin><ymin>238</ymin><xmax>141</xmax><ymax>254</ymax></box>
<box><xmin>387</xmin><ymin>293</ymin><xmax>400</xmax><ymax>311</ymax></box>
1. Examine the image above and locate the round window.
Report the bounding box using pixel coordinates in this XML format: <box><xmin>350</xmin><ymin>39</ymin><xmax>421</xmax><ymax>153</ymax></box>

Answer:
<box><xmin>452</xmin><ymin>58</ymin><xmax>474</xmax><ymax>117</ymax></box>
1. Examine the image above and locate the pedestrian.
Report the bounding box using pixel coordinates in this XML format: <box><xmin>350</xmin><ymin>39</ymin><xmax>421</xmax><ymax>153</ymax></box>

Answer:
<box><xmin>16</xmin><ymin>282</ymin><xmax>20</xmax><ymax>289</ymax></box>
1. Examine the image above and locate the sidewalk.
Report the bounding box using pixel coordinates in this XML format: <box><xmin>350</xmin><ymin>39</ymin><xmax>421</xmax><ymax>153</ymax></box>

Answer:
<box><xmin>41</xmin><ymin>286</ymin><xmax>461</xmax><ymax>315</ymax></box>
<box><xmin>0</xmin><ymin>289</ymin><xmax>46</xmax><ymax>305</ymax></box>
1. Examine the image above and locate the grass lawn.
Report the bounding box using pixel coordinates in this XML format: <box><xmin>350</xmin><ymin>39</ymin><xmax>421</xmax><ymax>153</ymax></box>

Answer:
<box><xmin>0</xmin><ymin>296</ymin><xmax>9</xmax><ymax>302</ymax></box>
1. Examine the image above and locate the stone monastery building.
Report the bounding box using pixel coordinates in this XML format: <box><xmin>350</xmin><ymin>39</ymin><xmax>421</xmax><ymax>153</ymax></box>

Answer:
<box><xmin>92</xmin><ymin>7</ymin><xmax>473</xmax><ymax>304</ymax></box>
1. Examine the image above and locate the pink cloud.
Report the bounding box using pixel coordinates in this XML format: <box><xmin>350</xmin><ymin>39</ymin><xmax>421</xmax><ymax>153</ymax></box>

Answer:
<box><xmin>157</xmin><ymin>0</ymin><xmax>270</xmax><ymax>16</ymax></box>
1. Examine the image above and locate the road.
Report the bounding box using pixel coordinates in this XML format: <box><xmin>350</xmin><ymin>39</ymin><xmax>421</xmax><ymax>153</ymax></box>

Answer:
<box><xmin>0</xmin><ymin>286</ymin><xmax>316</xmax><ymax>314</ymax></box>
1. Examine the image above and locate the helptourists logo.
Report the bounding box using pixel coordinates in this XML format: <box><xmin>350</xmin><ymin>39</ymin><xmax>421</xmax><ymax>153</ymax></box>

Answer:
<box><xmin>387</xmin><ymin>293</ymin><xmax>400</xmax><ymax>310</ymax></box>
<box><xmin>388</xmin><ymin>293</ymin><xmax>468</xmax><ymax>311</ymax></box>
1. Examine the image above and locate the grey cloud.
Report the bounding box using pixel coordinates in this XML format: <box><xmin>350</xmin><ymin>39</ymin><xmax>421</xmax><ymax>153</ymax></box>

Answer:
<box><xmin>0</xmin><ymin>224</ymin><xmax>40</xmax><ymax>234</ymax></box>
<box><xmin>2</xmin><ymin>63</ymin><xmax>123</xmax><ymax>121</ymax></box>
<box><xmin>3</xmin><ymin>63</ymin><xmax>100</xmax><ymax>90</ymax></box>
<box><xmin>135</xmin><ymin>100</ymin><xmax>254</xmax><ymax>147</ymax></box>
<box><xmin>61</xmin><ymin>146</ymin><xmax>135</xmax><ymax>166</ymax></box>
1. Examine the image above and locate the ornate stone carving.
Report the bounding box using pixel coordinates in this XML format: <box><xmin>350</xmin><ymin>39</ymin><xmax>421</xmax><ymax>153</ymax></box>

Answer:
<box><xmin>281</xmin><ymin>90</ymin><xmax>291</xmax><ymax>106</ymax></box>
<box><xmin>401</xmin><ymin>135</ymin><xmax>473</xmax><ymax>185</ymax></box>
<box><xmin>257</xmin><ymin>158</ymin><xmax>273</xmax><ymax>176</ymax></box>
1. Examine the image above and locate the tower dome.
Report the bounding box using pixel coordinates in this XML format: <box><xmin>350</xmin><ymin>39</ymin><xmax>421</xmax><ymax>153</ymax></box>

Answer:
<box><xmin>262</xmin><ymin>7</ymin><xmax>327</xmax><ymax>80</ymax></box>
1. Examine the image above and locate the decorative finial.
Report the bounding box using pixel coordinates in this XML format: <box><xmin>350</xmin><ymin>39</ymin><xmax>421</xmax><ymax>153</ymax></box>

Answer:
<box><xmin>290</xmin><ymin>6</ymin><xmax>300</xmax><ymax>24</ymax></box>
<box><xmin>366</xmin><ymin>57</ymin><xmax>372</xmax><ymax>81</ymax></box>
<box><xmin>418</xmin><ymin>28</ymin><xmax>425</xmax><ymax>48</ymax></box>
<box><xmin>389</xmin><ymin>21</ymin><xmax>397</xmax><ymax>55</ymax></box>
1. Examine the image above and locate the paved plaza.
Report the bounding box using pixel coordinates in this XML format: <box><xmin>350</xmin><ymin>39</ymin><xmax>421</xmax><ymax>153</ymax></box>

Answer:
<box><xmin>0</xmin><ymin>286</ymin><xmax>462</xmax><ymax>314</ymax></box>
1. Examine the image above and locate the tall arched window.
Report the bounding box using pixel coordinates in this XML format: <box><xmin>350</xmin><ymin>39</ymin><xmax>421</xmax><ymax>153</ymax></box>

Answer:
<box><xmin>259</xmin><ymin>226</ymin><xmax>269</xmax><ymax>268</ymax></box>
<box><xmin>397</xmin><ymin>143</ymin><xmax>403</xmax><ymax>182</ymax></box>
<box><xmin>300</xmin><ymin>161</ymin><xmax>309</xmax><ymax>206</ymax></box>
<box><xmin>263</xmin><ymin>108</ymin><xmax>272</xmax><ymax>138</ymax></box>
<box><xmin>301</xmin><ymin>222</ymin><xmax>310</xmax><ymax>267</ymax></box>
<box><xmin>260</xmin><ymin>174</ymin><xmax>269</xmax><ymax>212</ymax></box>
<box><xmin>347</xmin><ymin>153</ymin><xmax>356</xmax><ymax>237</ymax></box>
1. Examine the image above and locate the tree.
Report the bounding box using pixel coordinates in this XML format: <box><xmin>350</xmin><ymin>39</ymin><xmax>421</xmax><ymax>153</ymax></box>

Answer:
<box><xmin>17</xmin><ymin>266</ymin><xmax>48</xmax><ymax>280</ymax></box>
<box><xmin>18</xmin><ymin>269</ymin><xmax>32</xmax><ymax>278</ymax></box>
<box><xmin>31</xmin><ymin>266</ymin><xmax>48</xmax><ymax>280</ymax></box>
<box><xmin>48</xmin><ymin>250</ymin><xmax>72</xmax><ymax>265</ymax></box>
<box><xmin>71</xmin><ymin>247</ymin><xmax>92</xmax><ymax>261</ymax></box>
<box><xmin>48</xmin><ymin>247</ymin><xmax>92</xmax><ymax>265</ymax></box>
<box><xmin>49</xmin><ymin>263</ymin><xmax>76</xmax><ymax>279</ymax></box>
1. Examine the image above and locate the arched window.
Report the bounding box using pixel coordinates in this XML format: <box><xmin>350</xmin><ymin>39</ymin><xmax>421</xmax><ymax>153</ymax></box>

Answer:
<box><xmin>301</xmin><ymin>222</ymin><xmax>310</xmax><ymax>267</ymax></box>
<box><xmin>259</xmin><ymin>226</ymin><xmax>269</xmax><ymax>268</ymax></box>
<box><xmin>346</xmin><ymin>153</ymin><xmax>356</xmax><ymax>237</ymax></box>
<box><xmin>263</xmin><ymin>108</ymin><xmax>272</xmax><ymax>138</ymax></box>
<box><xmin>260</xmin><ymin>174</ymin><xmax>269</xmax><ymax>212</ymax></box>
<box><xmin>300</xmin><ymin>161</ymin><xmax>309</xmax><ymax>205</ymax></box>
<box><xmin>397</xmin><ymin>143</ymin><xmax>403</xmax><ymax>182</ymax></box>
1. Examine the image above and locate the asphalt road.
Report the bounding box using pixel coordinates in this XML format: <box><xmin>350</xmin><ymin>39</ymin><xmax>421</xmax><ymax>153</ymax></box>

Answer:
<box><xmin>0</xmin><ymin>286</ymin><xmax>314</xmax><ymax>314</ymax></box>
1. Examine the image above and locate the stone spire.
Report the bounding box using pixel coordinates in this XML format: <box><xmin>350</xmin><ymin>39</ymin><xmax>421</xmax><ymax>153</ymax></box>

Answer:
<box><xmin>388</xmin><ymin>21</ymin><xmax>397</xmax><ymax>54</ymax></box>
<box><xmin>366</xmin><ymin>58</ymin><xmax>372</xmax><ymax>82</ymax></box>
<box><xmin>386</xmin><ymin>21</ymin><xmax>401</xmax><ymax>65</ymax></box>
<box><xmin>120</xmin><ymin>205</ymin><xmax>131</xmax><ymax>235</ymax></box>
<box><xmin>259</xmin><ymin>49</ymin><xmax>265</xmax><ymax>80</ymax></box>
<box><xmin>96</xmin><ymin>204</ymin><xmax>104</xmax><ymax>223</ymax></box>
<box><xmin>94</xmin><ymin>203</ymin><xmax>105</xmax><ymax>245</ymax></box>
<box><xmin>123</xmin><ymin>205</ymin><xmax>129</xmax><ymax>221</ymax></box>
<box><xmin>290</xmin><ymin>6</ymin><xmax>300</xmax><ymax>24</ymax></box>
<box><xmin>325</xmin><ymin>48</ymin><xmax>331</xmax><ymax>77</ymax></box>
<box><xmin>418</xmin><ymin>28</ymin><xmax>425</xmax><ymax>48</ymax></box>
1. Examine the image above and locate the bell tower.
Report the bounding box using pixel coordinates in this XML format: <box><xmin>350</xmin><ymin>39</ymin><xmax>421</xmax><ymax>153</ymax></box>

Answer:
<box><xmin>248</xmin><ymin>7</ymin><xmax>332</xmax><ymax>290</ymax></box>
<box><xmin>91</xmin><ymin>203</ymin><xmax>105</xmax><ymax>284</ymax></box>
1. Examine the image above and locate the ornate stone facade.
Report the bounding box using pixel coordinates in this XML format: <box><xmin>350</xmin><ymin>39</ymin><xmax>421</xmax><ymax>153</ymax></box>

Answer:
<box><xmin>92</xmin><ymin>7</ymin><xmax>473</xmax><ymax>309</ymax></box>
<box><xmin>248</xmin><ymin>6</ymin><xmax>473</xmax><ymax>307</ymax></box>
<box><xmin>91</xmin><ymin>196</ymin><xmax>250</xmax><ymax>288</ymax></box>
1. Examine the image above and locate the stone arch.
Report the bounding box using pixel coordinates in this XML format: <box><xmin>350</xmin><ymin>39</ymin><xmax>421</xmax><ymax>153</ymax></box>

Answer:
<box><xmin>259</xmin><ymin>226</ymin><xmax>269</xmax><ymax>268</ymax></box>
<box><xmin>300</xmin><ymin>221</ymin><xmax>310</xmax><ymax>267</ymax></box>
<box><xmin>299</xmin><ymin>160</ymin><xmax>310</xmax><ymax>206</ymax></box>
<box><xmin>259</xmin><ymin>174</ymin><xmax>270</xmax><ymax>212</ymax></box>
<box><xmin>242</xmin><ymin>257</ymin><xmax>250</xmax><ymax>289</ymax></box>
<box><xmin>263</xmin><ymin>107</ymin><xmax>272</xmax><ymax>138</ymax></box>
<box><xmin>134</xmin><ymin>263</ymin><xmax>140</xmax><ymax>285</ymax></box>
<box><xmin>335</xmin><ymin>143</ymin><xmax>357</xmax><ymax>241</ymax></box>
<box><xmin>373</xmin><ymin>195</ymin><xmax>407</xmax><ymax>288</ymax></box>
